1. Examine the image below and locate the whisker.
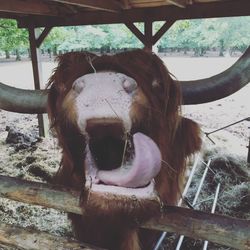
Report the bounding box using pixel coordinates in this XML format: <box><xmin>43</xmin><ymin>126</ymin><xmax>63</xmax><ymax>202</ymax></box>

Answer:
<box><xmin>121</xmin><ymin>136</ymin><xmax>128</xmax><ymax>166</ymax></box>
<box><xmin>104</xmin><ymin>99</ymin><xmax>120</xmax><ymax>119</ymax></box>
<box><xmin>85</xmin><ymin>53</ymin><xmax>97</xmax><ymax>74</ymax></box>
<box><xmin>86</xmin><ymin>176</ymin><xmax>93</xmax><ymax>205</ymax></box>
<box><xmin>161</xmin><ymin>159</ymin><xmax>177</xmax><ymax>173</ymax></box>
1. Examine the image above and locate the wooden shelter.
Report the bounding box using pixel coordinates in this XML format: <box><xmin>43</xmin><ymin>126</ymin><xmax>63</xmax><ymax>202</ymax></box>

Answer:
<box><xmin>0</xmin><ymin>1</ymin><xmax>249</xmax><ymax>249</ymax></box>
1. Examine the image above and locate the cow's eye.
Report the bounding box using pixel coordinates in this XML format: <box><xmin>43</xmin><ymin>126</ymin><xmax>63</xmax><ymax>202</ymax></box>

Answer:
<box><xmin>72</xmin><ymin>79</ymin><xmax>85</xmax><ymax>93</ymax></box>
<box><xmin>122</xmin><ymin>79</ymin><xmax>137</xmax><ymax>94</ymax></box>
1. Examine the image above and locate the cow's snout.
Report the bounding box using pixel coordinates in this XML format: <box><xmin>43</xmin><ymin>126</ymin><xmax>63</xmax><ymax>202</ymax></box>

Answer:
<box><xmin>74</xmin><ymin>72</ymin><xmax>135</xmax><ymax>133</ymax></box>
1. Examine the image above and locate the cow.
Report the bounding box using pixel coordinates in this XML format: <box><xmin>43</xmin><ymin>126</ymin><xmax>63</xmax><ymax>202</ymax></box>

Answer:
<box><xmin>46</xmin><ymin>49</ymin><xmax>202</xmax><ymax>250</ymax></box>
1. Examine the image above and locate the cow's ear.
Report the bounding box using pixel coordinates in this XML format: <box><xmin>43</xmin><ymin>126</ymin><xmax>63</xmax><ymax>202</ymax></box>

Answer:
<box><xmin>174</xmin><ymin>117</ymin><xmax>202</xmax><ymax>157</ymax></box>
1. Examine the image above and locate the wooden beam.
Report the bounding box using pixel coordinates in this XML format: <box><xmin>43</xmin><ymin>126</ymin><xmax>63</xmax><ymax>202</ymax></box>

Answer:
<box><xmin>18</xmin><ymin>0</ymin><xmax>250</xmax><ymax>28</ymax></box>
<box><xmin>50</xmin><ymin>0</ymin><xmax>122</xmax><ymax>13</ymax></box>
<box><xmin>36</xmin><ymin>27</ymin><xmax>53</xmax><ymax>48</ymax></box>
<box><xmin>121</xmin><ymin>0</ymin><xmax>131</xmax><ymax>9</ymax></box>
<box><xmin>0</xmin><ymin>0</ymin><xmax>61</xmax><ymax>16</ymax></box>
<box><xmin>28</xmin><ymin>28</ymin><xmax>47</xmax><ymax>137</ymax></box>
<box><xmin>144</xmin><ymin>20</ymin><xmax>153</xmax><ymax>50</ymax></box>
<box><xmin>125</xmin><ymin>22</ymin><xmax>146</xmax><ymax>44</ymax></box>
<box><xmin>142</xmin><ymin>206</ymin><xmax>250</xmax><ymax>250</ymax></box>
<box><xmin>153</xmin><ymin>20</ymin><xmax>175</xmax><ymax>44</ymax></box>
<box><xmin>129</xmin><ymin>1</ymin><xmax>171</xmax><ymax>8</ymax></box>
<box><xmin>167</xmin><ymin>0</ymin><xmax>187</xmax><ymax>8</ymax></box>
<box><xmin>0</xmin><ymin>223</ymin><xmax>104</xmax><ymax>250</ymax></box>
<box><xmin>0</xmin><ymin>174</ymin><xmax>249</xmax><ymax>250</ymax></box>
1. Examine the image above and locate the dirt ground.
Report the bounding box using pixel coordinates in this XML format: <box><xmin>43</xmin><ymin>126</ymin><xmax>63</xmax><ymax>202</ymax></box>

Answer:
<box><xmin>0</xmin><ymin>57</ymin><xmax>249</xmax><ymax>250</ymax></box>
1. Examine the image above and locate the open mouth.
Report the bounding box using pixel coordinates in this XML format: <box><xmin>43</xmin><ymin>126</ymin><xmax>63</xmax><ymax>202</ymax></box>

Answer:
<box><xmin>84</xmin><ymin>119</ymin><xmax>162</xmax><ymax>196</ymax></box>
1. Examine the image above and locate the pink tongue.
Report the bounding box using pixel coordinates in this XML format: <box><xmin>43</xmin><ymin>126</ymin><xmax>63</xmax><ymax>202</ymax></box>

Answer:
<box><xmin>97</xmin><ymin>133</ymin><xmax>162</xmax><ymax>188</ymax></box>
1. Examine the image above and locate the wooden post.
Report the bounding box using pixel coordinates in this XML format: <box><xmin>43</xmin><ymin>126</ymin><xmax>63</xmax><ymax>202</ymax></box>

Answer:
<box><xmin>125</xmin><ymin>21</ymin><xmax>174</xmax><ymax>52</ymax></box>
<box><xmin>144</xmin><ymin>20</ymin><xmax>153</xmax><ymax>51</ymax></box>
<box><xmin>28</xmin><ymin>27</ymin><xmax>50</xmax><ymax>137</ymax></box>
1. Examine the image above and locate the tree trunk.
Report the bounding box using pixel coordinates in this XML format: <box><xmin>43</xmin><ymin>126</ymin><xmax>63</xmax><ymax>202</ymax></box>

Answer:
<box><xmin>27</xmin><ymin>48</ymin><xmax>31</xmax><ymax>58</ymax></box>
<box><xmin>53</xmin><ymin>46</ymin><xmax>57</xmax><ymax>56</ymax></box>
<box><xmin>48</xmin><ymin>48</ymin><xmax>52</xmax><ymax>58</ymax></box>
<box><xmin>5</xmin><ymin>50</ymin><xmax>10</xmax><ymax>59</ymax></box>
<box><xmin>15</xmin><ymin>49</ymin><xmax>21</xmax><ymax>61</ymax></box>
<box><xmin>219</xmin><ymin>40</ymin><xmax>225</xmax><ymax>56</ymax></box>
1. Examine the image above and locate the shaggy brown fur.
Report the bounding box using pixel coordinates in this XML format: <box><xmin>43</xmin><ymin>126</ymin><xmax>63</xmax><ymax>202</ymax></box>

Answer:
<box><xmin>47</xmin><ymin>49</ymin><xmax>201</xmax><ymax>250</ymax></box>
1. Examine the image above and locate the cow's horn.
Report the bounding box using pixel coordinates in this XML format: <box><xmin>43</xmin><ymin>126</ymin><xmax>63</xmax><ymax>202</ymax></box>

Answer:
<box><xmin>0</xmin><ymin>47</ymin><xmax>249</xmax><ymax>113</ymax></box>
<box><xmin>180</xmin><ymin>46</ymin><xmax>250</xmax><ymax>105</ymax></box>
<box><xmin>0</xmin><ymin>83</ymin><xmax>48</xmax><ymax>114</ymax></box>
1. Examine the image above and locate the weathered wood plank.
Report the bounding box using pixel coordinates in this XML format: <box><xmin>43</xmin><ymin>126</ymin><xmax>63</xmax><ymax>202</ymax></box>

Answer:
<box><xmin>50</xmin><ymin>0</ymin><xmax>122</xmax><ymax>12</ymax></box>
<box><xmin>0</xmin><ymin>175</ymin><xmax>83</xmax><ymax>215</ymax></box>
<box><xmin>168</xmin><ymin>0</ymin><xmax>187</xmax><ymax>8</ymax></box>
<box><xmin>0</xmin><ymin>0</ymin><xmax>61</xmax><ymax>16</ymax></box>
<box><xmin>143</xmin><ymin>206</ymin><xmax>250</xmax><ymax>250</ymax></box>
<box><xmin>0</xmin><ymin>222</ymin><xmax>105</xmax><ymax>250</ymax></box>
<box><xmin>0</xmin><ymin>175</ymin><xmax>249</xmax><ymax>250</ymax></box>
<box><xmin>17</xmin><ymin>0</ymin><xmax>250</xmax><ymax>28</ymax></box>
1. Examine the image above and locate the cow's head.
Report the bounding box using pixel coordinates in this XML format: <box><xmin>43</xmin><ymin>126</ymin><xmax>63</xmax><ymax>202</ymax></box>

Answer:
<box><xmin>47</xmin><ymin>50</ymin><xmax>201</xmax><ymax>248</ymax></box>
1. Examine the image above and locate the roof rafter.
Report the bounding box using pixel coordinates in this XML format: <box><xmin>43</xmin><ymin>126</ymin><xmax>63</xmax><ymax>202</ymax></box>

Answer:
<box><xmin>17</xmin><ymin>0</ymin><xmax>250</xmax><ymax>28</ymax></box>
<box><xmin>49</xmin><ymin>0</ymin><xmax>123</xmax><ymax>13</ymax></box>
<box><xmin>167</xmin><ymin>0</ymin><xmax>187</xmax><ymax>8</ymax></box>
<box><xmin>0</xmin><ymin>0</ymin><xmax>62</xmax><ymax>16</ymax></box>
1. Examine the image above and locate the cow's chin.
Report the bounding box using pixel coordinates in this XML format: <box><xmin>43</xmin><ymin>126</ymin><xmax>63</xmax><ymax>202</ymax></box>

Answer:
<box><xmin>83</xmin><ymin>127</ymin><xmax>162</xmax><ymax>202</ymax></box>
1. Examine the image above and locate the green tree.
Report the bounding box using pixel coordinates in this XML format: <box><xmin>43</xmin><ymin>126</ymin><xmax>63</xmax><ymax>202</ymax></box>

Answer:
<box><xmin>42</xmin><ymin>27</ymin><xmax>69</xmax><ymax>56</ymax></box>
<box><xmin>158</xmin><ymin>17</ymin><xmax>250</xmax><ymax>56</ymax></box>
<box><xmin>0</xmin><ymin>19</ymin><xmax>28</xmax><ymax>60</ymax></box>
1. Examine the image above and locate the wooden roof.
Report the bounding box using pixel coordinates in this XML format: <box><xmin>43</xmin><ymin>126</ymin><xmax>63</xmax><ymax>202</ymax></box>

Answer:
<box><xmin>0</xmin><ymin>0</ymin><xmax>249</xmax><ymax>28</ymax></box>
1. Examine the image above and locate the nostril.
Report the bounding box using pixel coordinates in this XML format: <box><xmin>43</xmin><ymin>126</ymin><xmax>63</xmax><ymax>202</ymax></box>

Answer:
<box><xmin>122</xmin><ymin>79</ymin><xmax>137</xmax><ymax>94</ymax></box>
<box><xmin>72</xmin><ymin>79</ymin><xmax>85</xmax><ymax>93</ymax></box>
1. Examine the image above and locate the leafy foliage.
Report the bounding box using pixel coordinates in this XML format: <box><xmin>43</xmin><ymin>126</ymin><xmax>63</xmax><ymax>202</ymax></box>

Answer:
<box><xmin>0</xmin><ymin>17</ymin><xmax>249</xmax><ymax>59</ymax></box>
<box><xmin>158</xmin><ymin>17</ymin><xmax>250</xmax><ymax>55</ymax></box>
<box><xmin>0</xmin><ymin>19</ymin><xmax>28</xmax><ymax>60</ymax></box>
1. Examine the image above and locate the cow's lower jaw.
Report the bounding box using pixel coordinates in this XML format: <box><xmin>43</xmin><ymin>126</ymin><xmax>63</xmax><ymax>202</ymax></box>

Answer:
<box><xmin>84</xmin><ymin>130</ymin><xmax>162</xmax><ymax>198</ymax></box>
<box><xmin>85</xmin><ymin>179</ymin><xmax>157</xmax><ymax>200</ymax></box>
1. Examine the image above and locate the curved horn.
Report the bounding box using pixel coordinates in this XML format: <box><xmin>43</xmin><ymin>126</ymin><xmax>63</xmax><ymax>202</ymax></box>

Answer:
<box><xmin>180</xmin><ymin>46</ymin><xmax>250</xmax><ymax>105</ymax></box>
<box><xmin>0</xmin><ymin>83</ymin><xmax>48</xmax><ymax>114</ymax></box>
<box><xmin>1</xmin><ymin>47</ymin><xmax>249</xmax><ymax>113</ymax></box>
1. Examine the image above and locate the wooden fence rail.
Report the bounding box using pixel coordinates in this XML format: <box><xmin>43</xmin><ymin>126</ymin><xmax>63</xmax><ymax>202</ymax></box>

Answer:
<box><xmin>0</xmin><ymin>222</ymin><xmax>105</xmax><ymax>250</ymax></box>
<box><xmin>0</xmin><ymin>175</ymin><xmax>249</xmax><ymax>250</ymax></box>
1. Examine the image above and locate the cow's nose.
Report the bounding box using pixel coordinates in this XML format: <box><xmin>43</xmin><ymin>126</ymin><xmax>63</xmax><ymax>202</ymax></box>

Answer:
<box><xmin>86</xmin><ymin>118</ymin><xmax>124</xmax><ymax>139</ymax></box>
